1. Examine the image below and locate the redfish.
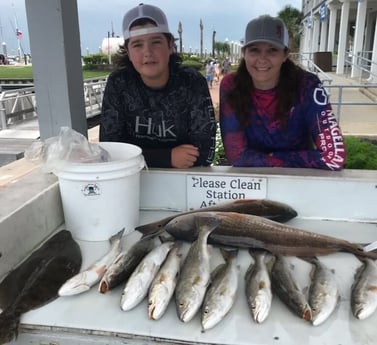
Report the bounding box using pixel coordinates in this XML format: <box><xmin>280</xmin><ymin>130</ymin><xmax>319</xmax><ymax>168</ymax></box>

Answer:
<box><xmin>137</xmin><ymin>199</ymin><xmax>297</xmax><ymax>238</ymax></box>
<box><xmin>163</xmin><ymin>211</ymin><xmax>377</xmax><ymax>259</ymax></box>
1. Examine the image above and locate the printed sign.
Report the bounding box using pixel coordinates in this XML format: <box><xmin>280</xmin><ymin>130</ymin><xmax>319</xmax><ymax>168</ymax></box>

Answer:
<box><xmin>186</xmin><ymin>174</ymin><xmax>267</xmax><ymax>210</ymax></box>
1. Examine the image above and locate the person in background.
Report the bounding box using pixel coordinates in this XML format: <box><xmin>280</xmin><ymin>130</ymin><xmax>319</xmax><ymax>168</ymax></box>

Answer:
<box><xmin>205</xmin><ymin>60</ymin><xmax>214</xmax><ymax>88</ymax></box>
<box><xmin>219</xmin><ymin>15</ymin><xmax>346</xmax><ymax>170</ymax></box>
<box><xmin>222</xmin><ymin>57</ymin><xmax>231</xmax><ymax>75</ymax></box>
<box><xmin>213</xmin><ymin>60</ymin><xmax>220</xmax><ymax>84</ymax></box>
<box><xmin>100</xmin><ymin>3</ymin><xmax>216</xmax><ymax>169</ymax></box>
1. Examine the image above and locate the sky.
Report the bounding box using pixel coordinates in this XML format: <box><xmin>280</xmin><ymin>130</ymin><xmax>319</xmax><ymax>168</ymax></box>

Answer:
<box><xmin>0</xmin><ymin>0</ymin><xmax>302</xmax><ymax>57</ymax></box>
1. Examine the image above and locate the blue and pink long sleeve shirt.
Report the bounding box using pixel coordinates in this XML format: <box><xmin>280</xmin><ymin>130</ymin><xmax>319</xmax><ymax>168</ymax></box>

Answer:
<box><xmin>219</xmin><ymin>71</ymin><xmax>346</xmax><ymax>170</ymax></box>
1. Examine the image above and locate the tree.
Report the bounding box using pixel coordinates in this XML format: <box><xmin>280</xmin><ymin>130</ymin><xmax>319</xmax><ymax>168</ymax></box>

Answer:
<box><xmin>214</xmin><ymin>41</ymin><xmax>231</xmax><ymax>58</ymax></box>
<box><xmin>278</xmin><ymin>5</ymin><xmax>303</xmax><ymax>52</ymax></box>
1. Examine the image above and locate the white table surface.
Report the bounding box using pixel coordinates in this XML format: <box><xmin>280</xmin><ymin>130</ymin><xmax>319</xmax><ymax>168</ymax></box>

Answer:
<box><xmin>12</xmin><ymin>211</ymin><xmax>377</xmax><ymax>345</ymax></box>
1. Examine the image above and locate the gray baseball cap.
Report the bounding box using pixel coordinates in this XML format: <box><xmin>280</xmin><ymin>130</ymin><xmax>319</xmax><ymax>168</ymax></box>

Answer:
<box><xmin>243</xmin><ymin>15</ymin><xmax>289</xmax><ymax>49</ymax></box>
<box><xmin>122</xmin><ymin>3</ymin><xmax>171</xmax><ymax>40</ymax></box>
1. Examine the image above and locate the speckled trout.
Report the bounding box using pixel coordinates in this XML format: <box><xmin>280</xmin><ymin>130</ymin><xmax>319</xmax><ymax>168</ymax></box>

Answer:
<box><xmin>303</xmin><ymin>257</ymin><xmax>339</xmax><ymax>326</ymax></box>
<box><xmin>163</xmin><ymin>211</ymin><xmax>377</xmax><ymax>259</ymax></box>
<box><xmin>175</xmin><ymin>214</ymin><xmax>221</xmax><ymax>323</ymax></box>
<box><xmin>245</xmin><ymin>250</ymin><xmax>274</xmax><ymax>323</ymax></box>
<box><xmin>201</xmin><ymin>248</ymin><xmax>239</xmax><ymax>331</ymax></box>
<box><xmin>351</xmin><ymin>258</ymin><xmax>377</xmax><ymax>320</ymax></box>
<box><xmin>271</xmin><ymin>255</ymin><xmax>312</xmax><ymax>321</ymax></box>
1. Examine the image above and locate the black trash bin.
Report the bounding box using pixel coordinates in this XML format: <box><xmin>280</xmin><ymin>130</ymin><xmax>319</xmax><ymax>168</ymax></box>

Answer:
<box><xmin>313</xmin><ymin>52</ymin><xmax>332</xmax><ymax>72</ymax></box>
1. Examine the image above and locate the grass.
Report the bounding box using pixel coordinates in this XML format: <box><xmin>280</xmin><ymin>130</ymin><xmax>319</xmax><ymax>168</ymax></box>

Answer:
<box><xmin>0</xmin><ymin>66</ymin><xmax>109</xmax><ymax>79</ymax></box>
<box><xmin>213</xmin><ymin>133</ymin><xmax>377</xmax><ymax>169</ymax></box>
<box><xmin>344</xmin><ymin>136</ymin><xmax>377</xmax><ymax>169</ymax></box>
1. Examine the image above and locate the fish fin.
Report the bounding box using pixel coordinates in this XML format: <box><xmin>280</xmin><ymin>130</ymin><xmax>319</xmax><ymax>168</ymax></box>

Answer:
<box><xmin>96</xmin><ymin>265</ymin><xmax>107</xmax><ymax>278</ymax></box>
<box><xmin>0</xmin><ymin>309</ymin><xmax>21</xmax><ymax>344</ymax></box>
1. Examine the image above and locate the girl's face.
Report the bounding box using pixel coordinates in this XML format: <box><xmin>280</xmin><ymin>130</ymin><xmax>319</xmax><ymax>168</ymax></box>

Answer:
<box><xmin>127</xmin><ymin>23</ymin><xmax>174</xmax><ymax>88</ymax></box>
<box><xmin>243</xmin><ymin>42</ymin><xmax>289</xmax><ymax>90</ymax></box>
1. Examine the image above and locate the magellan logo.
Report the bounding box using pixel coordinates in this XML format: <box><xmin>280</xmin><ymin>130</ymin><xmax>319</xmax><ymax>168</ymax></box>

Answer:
<box><xmin>313</xmin><ymin>87</ymin><xmax>328</xmax><ymax>105</ymax></box>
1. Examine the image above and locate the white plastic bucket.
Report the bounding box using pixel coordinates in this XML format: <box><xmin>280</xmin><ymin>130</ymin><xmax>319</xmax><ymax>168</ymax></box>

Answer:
<box><xmin>56</xmin><ymin>142</ymin><xmax>145</xmax><ymax>241</ymax></box>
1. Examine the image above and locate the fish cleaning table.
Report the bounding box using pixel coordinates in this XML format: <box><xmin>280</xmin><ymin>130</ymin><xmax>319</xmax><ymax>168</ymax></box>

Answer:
<box><xmin>1</xmin><ymin>166</ymin><xmax>377</xmax><ymax>345</ymax></box>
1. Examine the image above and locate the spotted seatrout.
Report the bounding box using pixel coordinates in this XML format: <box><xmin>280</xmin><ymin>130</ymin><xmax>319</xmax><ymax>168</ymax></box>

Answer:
<box><xmin>120</xmin><ymin>241</ymin><xmax>175</xmax><ymax>311</ymax></box>
<box><xmin>175</xmin><ymin>214</ymin><xmax>220</xmax><ymax>323</ymax></box>
<box><xmin>201</xmin><ymin>248</ymin><xmax>239</xmax><ymax>331</ymax></box>
<box><xmin>99</xmin><ymin>236</ymin><xmax>157</xmax><ymax>294</ymax></box>
<box><xmin>303</xmin><ymin>257</ymin><xmax>339</xmax><ymax>326</ymax></box>
<box><xmin>271</xmin><ymin>255</ymin><xmax>312</xmax><ymax>321</ymax></box>
<box><xmin>58</xmin><ymin>228</ymin><xmax>124</xmax><ymax>296</ymax></box>
<box><xmin>245</xmin><ymin>250</ymin><xmax>274</xmax><ymax>324</ymax></box>
<box><xmin>148</xmin><ymin>242</ymin><xmax>183</xmax><ymax>320</ymax></box>
<box><xmin>351</xmin><ymin>258</ymin><xmax>377</xmax><ymax>320</ymax></box>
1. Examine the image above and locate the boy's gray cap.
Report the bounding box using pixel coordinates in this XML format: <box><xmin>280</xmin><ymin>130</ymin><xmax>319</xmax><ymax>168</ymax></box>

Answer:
<box><xmin>244</xmin><ymin>15</ymin><xmax>289</xmax><ymax>49</ymax></box>
<box><xmin>122</xmin><ymin>3</ymin><xmax>171</xmax><ymax>40</ymax></box>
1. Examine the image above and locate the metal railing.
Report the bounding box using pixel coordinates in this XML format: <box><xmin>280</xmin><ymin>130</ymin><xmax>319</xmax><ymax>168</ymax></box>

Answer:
<box><xmin>1</xmin><ymin>67</ymin><xmax>377</xmax><ymax>131</ymax></box>
<box><xmin>0</xmin><ymin>77</ymin><xmax>107</xmax><ymax>130</ymax></box>
<box><xmin>344</xmin><ymin>50</ymin><xmax>377</xmax><ymax>83</ymax></box>
<box><xmin>291</xmin><ymin>52</ymin><xmax>377</xmax><ymax>121</ymax></box>
<box><xmin>327</xmin><ymin>84</ymin><xmax>377</xmax><ymax>121</ymax></box>
<box><xmin>291</xmin><ymin>52</ymin><xmax>333</xmax><ymax>88</ymax></box>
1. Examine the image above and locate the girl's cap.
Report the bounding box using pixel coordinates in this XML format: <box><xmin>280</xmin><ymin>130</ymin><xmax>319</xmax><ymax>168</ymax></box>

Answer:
<box><xmin>244</xmin><ymin>15</ymin><xmax>289</xmax><ymax>49</ymax></box>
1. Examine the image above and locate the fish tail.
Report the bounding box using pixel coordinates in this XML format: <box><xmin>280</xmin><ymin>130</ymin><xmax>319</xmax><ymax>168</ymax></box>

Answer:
<box><xmin>109</xmin><ymin>228</ymin><xmax>125</xmax><ymax>244</ymax></box>
<box><xmin>219</xmin><ymin>247</ymin><xmax>238</xmax><ymax>262</ymax></box>
<box><xmin>340</xmin><ymin>241</ymin><xmax>377</xmax><ymax>260</ymax></box>
<box><xmin>195</xmin><ymin>213</ymin><xmax>221</xmax><ymax>236</ymax></box>
<box><xmin>353</xmin><ymin>249</ymin><xmax>377</xmax><ymax>260</ymax></box>
<box><xmin>0</xmin><ymin>309</ymin><xmax>21</xmax><ymax>344</ymax></box>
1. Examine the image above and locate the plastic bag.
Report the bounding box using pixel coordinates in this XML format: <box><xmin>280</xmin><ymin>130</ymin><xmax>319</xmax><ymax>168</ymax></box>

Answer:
<box><xmin>25</xmin><ymin>127</ymin><xmax>110</xmax><ymax>173</ymax></box>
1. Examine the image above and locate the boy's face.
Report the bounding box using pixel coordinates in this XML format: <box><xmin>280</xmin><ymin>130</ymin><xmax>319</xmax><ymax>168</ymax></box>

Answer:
<box><xmin>127</xmin><ymin>23</ymin><xmax>173</xmax><ymax>88</ymax></box>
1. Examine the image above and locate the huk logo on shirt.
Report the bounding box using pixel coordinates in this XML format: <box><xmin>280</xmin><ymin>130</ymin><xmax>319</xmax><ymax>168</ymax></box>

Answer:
<box><xmin>135</xmin><ymin>116</ymin><xmax>177</xmax><ymax>138</ymax></box>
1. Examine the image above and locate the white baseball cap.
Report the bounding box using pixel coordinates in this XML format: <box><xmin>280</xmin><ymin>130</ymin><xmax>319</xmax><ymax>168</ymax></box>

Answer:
<box><xmin>122</xmin><ymin>3</ymin><xmax>171</xmax><ymax>40</ymax></box>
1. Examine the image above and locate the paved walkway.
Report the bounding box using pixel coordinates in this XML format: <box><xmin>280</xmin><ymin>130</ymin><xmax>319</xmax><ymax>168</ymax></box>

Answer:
<box><xmin>208</xmin><ymin>72</ymin><xmax>377</xmax><ymax>137</ymax></box>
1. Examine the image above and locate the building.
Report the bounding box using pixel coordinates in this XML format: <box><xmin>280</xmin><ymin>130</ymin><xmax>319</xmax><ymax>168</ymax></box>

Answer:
<box><xmin>300</xmin><ymin>0</ymin><xmax>377</xmax><ymax>81</ymax></box>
